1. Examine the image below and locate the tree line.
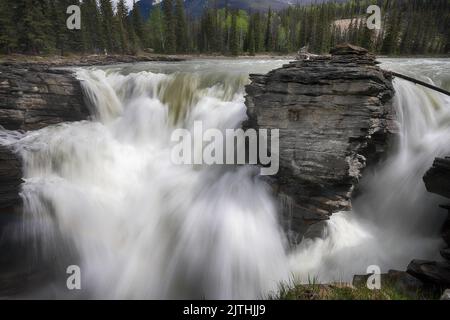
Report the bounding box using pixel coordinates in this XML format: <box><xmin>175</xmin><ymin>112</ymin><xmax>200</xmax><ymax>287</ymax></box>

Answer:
<box><xmin>0</xmin><ymin>0</ymin><xmax>448</xmax><ymax>56</ymax></box>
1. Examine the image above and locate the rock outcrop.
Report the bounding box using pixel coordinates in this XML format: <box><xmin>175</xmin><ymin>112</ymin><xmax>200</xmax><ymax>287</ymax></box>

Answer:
<box><xmin>244</xmin><ymin>44</ymin><xmax>396</xmax><ymax>239</ymax></box>
<box><xmin>0</xmin><ymin>63</ymin><xmax>89</xmax><ymax>296</ymax></box>
<box><xmin>424</xmin><ymin>157</ymin><xmax>450</xmax><ymax>199</ymax></box>
<box><xmin>407</xmin><ymin>260</ymin><xmax>450</xmax><ymax>287</ymax></box>
<box><xmin>0</xmin><ymin>63</ymin><xmax>89</xmax><ymax>210</ymax></box>
<box><xmin>0</xmin><ymin>64</ymin><xmax>89</xmax><ymax>131</ymax></box>
<box><xmin>407</xmin><ymin>157</ymin><xmax>450</xmax><ymax>289</ymax></box>
<box><xmin>0</xmin><ymin>146</ymin><xmax>22</xmax><ymax>210</ymax></box>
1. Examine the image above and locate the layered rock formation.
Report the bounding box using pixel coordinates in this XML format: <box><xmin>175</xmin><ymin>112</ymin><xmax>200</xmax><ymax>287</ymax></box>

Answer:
<box><xmin>0</xmin><ymin>64</ymin><xmax>89</xmax><ymax>131</ymax></box>
<box><xmin>0</xmin><ymin>63</ymin><xmax>89</xmax><ymax>295</ymax></box>
<box><xmin>245</xmin><ymin>44</ymin><xmax>396</xmax><ymax>239</ymax></box>
<box><xmin>406</xmin><ymin>156</ymin><xmax>450</xmax><ymax>289</ymax></box>
<box><xmin>0</xmin><ymin>64</ymin><xmax>89</xmax><ymax>210</ymax></box>
<box><xmin>424</xmin><ymin>157</ymin><xmax>450</xmax><ymax>199</ymax></box>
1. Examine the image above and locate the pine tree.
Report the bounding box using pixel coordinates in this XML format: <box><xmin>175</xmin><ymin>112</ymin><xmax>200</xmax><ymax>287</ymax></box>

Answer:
<box><xmin>132</xmin><ymin>0</ymin><xmax>145</xmax><ymax>46</ymax></box>
<box><xmin>0</xmin><ymin>0</ymin><xmax>18</xmax><ymax>53</ymax></box>
<box><xmin>19</xmin><ymin>0</ymin><xmax>52</xmax><ymax>54</ymax></box>
<box><xmin>99</xmin><ymin>0</ymin><xmax>118</xmax><ymax>53</ymax></box>
<box><xmin>254</xmin><ymin>12</ymin><xmax>262</xmax><ymax>53</ymax></box>
<box><xmin>175</xmin><ymin>0</ymin><xmax>188</xmax><ymax>53</ymax></box>
<box><xmin>230</xmin><ymin>10</ymin><xmax>238</xmax><ymax>56</ymax></box>
<box><xmin>162</xmin><ymin>0</ymin><xmax>176</xmax><ymax>54</ymax></box>
<box><xmin>264</xmin><ymin>8</ymin><xmax>273</xmax><ymax>52</ymax></box>
<box><xmin>81</xmin><ymin>0</ymin><xmax>105</xmax><ymax>53</ymax></box>
<box><xmin>247</xmin><ymin>15</ymin><xmax>255</xmax><ymax>55</ymax></box>
<box><xmin>115</xmin><ymin>0</ymin><xmax>130</xmax><ymax>54</ymax></box>
<box><xmin>148</xmin><ymin>6</ymin><xmax>165</xmax><ymax>52</ymax></box>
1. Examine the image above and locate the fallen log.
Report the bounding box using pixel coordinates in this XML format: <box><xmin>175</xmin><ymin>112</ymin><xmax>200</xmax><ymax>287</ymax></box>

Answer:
<box><xmin>390</xmin><ymin>71</ymin><xmax>450</xmax><ymax>97</ymax></box>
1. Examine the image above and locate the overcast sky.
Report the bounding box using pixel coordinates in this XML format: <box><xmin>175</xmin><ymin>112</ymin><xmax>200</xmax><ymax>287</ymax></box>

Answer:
<box><xmin>112</xmin><ymin>0</ymin><xmax>138</xmax><ymax>10</ymax></box>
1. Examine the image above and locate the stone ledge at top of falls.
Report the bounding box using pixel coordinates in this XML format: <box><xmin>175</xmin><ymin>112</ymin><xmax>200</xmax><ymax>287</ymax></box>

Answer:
<box><xmin>0</xmin><ymin>63</ymin><xmax>90</xmax><ymax>210</ymax></box>
<box><xmin>0</xmin><ymin>64</ymin><xmax>89</xmax><ymax>131</ymax></box>
<box><xmin>244</xmin><ymin>43</ymin><xmax>397</xmax><ymax>238</ymax></box>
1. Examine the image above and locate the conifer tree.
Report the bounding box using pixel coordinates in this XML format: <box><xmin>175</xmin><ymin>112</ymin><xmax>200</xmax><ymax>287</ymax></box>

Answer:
<box><xmin>264</xmin><ymin>8</ymin><xmax>273</xmax><ymax>52</ymax></box>
<box><xmin>230</xmin><ymin>10</ymin><xmax>238</xmax><ymax>56</ymax></box>
<box><xmin>0</xmin><ymin>0</ymin><xmax>18</xmax><ymax>53</ymax></box>
<box><xmin>175</xmin><ymin>0</ymin><xmax>188</xmax><ymax>53</ymax></box>
<box><xmin>132</xmin><ymin>0</ymin><xmax>145</xmax><ymax>46</ymax></box>
<box><xmin>99</xmin><ymin>0</ymin><xmax>118</xmax><ymax>53</ymax></box>
<box><xmin>162</xmin><ymin>0</ymin><xmax>176</xmax><ymax>54</ymax></box>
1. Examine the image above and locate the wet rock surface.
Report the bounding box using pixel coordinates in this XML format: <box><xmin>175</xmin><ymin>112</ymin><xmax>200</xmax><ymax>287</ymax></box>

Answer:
<box><xmin>415</xmin><ymin>155</ymin><xmax>450</xmax><ymax>291</ymax></box>
<box><xmin>424</xmin><ymin>157</ymin><xmax>450</xmax><ymax>199</ymax></box>
<box><xmin>0</xmin><ymin>145</ymin><xmax>22</xmax><ymax>209</ymax></box>
<box><xmin>407</xmin><ymin>260</ymin><xmax>450</xmax><ymax>287</ymax></box>
<box><xmin>244</xmin><ymin>44</ymin><xmax>396</xmax><ymax>238</ymax></box>
<box><xmin>0</xmin><ymin>63</ymin><xmax>90</xmax><ymax>210</ymax></box>
<box><xmin>0</xmin><ymin>62</ymin><xmax>91</xmax><ymax>296</ymax></box>
<box><xmin>0</xmin><ymin>64</ymin><xmax>89</xmax><ymax>131</ymax></box>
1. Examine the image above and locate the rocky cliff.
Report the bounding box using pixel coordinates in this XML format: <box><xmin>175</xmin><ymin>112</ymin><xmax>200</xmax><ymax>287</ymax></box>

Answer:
<box><xmin>0</xmin><ymin>63</ymin><xmax>89</xmax><ymax>295</ymax></box>
<box><xmin>0</xmin><ymin>64</ymin><xmax>89</xmax><ymax>210</ymax></box>
<box><xmin>245</xmin><ymin>44</ymin><xmax>396</xmax><ymax>239</ymax></box>
<box><xmin>406</xmin><ymin>156</ymin><xmax>450</xmax><ymax>288</ymax></box>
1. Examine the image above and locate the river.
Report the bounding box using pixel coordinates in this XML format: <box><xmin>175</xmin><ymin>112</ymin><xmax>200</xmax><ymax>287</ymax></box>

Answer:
<box><xmin>1</xmin><ymin>58</ymin><xmax>450</xmax><ymax>299</ymax></box>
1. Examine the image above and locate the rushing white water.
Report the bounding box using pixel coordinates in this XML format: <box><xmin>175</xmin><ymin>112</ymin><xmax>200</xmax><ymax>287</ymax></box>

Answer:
<box><xmin>2</xmin><ymin>58</ymin><xmax>450</xmax><ymax>299</ymax></box>
<box><xmin>289</xmin><ymin>59</ymin><xmax>450</xmax><ymax>283</ymax></box>
<box><xmin>9</xmin><ymin>60</ymin><xmax>291</xmax><ymax>299</ymax></box>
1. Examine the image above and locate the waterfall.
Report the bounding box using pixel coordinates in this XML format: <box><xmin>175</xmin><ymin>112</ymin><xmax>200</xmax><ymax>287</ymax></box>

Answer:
<box><xmin>3</xmin><ymin>58</ymin><xmax>450</xmax><ymax>298</ymax></box>
<box><xmin>8</xmin><ymin>60</ymin><xmax>291</xmax><ymax>299</ymax></box>
<box><xmin>289</xmin><ymin>59</ymin><xmax>450</xmax><ymax>283</ymax></box>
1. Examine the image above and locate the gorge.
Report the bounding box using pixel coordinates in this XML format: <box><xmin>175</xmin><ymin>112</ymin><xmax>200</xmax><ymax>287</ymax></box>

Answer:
<box><xmin>0</xmin><ymin>49</ymin><xmax>449</xmax><ymax>299</ymax></box>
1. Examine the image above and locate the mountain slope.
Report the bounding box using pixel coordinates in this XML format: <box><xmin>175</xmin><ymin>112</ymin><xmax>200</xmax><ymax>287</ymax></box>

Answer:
<box><xmin>137</xmin><ymin>0</ymin><xmax>332</xmax><ymax>20</ymax></box>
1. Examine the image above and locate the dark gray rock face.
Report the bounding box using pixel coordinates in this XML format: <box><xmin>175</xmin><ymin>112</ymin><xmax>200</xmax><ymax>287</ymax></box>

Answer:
<box><xmin>421</xmin><ymin>157</ymin><xmax>450</xmax><ymax>284</ymax></box>
<box><xmin>0</xmin><ymin>64</ymin><xmax>89</xmax><ymax>131</ymax></box>
<box><xmin>245</xmin><ymin>44</ymin><xmax>396</xmax><ymax>238</ymax></box>
<box><xmin>0</xmin><ymin>63</ymin><xmax>89</xmax><ymax>296</ymax></box>
<box><xmin>407</xmin><ymin>260</ymin><xmax>450</xmax><ymax>287</ymax></box>
<box><xmin>423</xmin><ymin>157</ymin><xmax>450</xmax><ymax>199</ymax></box>
<box><xmin>0</xmin><ymin>145</ymin><xmax>22</xmax><ymax>209</ymax></box>
<box><xmin>0</xmin><ymin>63</ymin><xmax>89</xmax><ymax>210</ymax></box>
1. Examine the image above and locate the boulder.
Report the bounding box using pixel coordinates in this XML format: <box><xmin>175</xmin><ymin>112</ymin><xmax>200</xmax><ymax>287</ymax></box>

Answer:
<box><xmin>244</xmin><ymin>45</ymin><xmax>396</xmax><ymax>238</ymax></box>
<box><xmin>407</xmin><ymin>260</ymin><xmax>450</xmax><ymax>287</ymax></box>
<box><xmin>423</xmin><ymin>157</ymin><xmax>450</xmax><ymax>199</ymax></box>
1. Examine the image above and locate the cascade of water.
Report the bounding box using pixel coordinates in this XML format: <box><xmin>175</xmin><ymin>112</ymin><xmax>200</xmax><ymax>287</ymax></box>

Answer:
<box><xmin>10</xmin><ymin>61</ymin><xmax>290</xmax><ymax>299</ymax></box>
<box><xmin>3</xmin><ymin>58</ymin><xmax>449</xmax><ymax>298</ymax></box>
<box><xmin>289</xmin><ymin>59</ymin><xmax>450</xmax><ymax>283</ymax></box>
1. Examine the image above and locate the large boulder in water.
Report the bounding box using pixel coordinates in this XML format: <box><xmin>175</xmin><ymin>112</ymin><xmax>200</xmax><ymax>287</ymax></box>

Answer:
<box><xmin>244</xmin><ymin>44</ymin><xmax>396</xmax><ymax>239</ymax></box>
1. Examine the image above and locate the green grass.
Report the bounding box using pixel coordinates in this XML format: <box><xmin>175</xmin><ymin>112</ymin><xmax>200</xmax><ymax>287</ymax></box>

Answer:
<box><xmin>270</xmin><ymin>277</ymin><xmax>439</xmax><ymax>300</ymax></box>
